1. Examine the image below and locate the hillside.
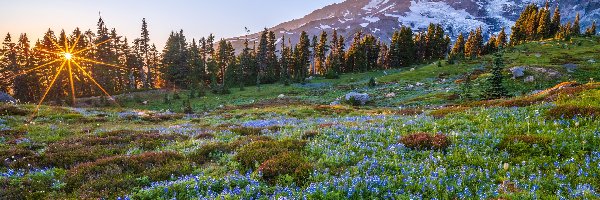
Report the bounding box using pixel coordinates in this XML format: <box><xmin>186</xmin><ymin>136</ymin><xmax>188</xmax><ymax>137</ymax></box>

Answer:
<box><xmin>227</xmin><ymin>0</ymin><xmax>600</xmax><ymax>51</ymax></box>
<box><xmin>2</xmin><ymin>38</ymin><xmax>600</xmax><ymax>199</ymax></box>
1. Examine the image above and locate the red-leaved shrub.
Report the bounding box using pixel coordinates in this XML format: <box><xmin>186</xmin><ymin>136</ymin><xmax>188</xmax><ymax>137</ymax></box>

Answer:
<box><xmin>399</xmin><ymin>132</ymin><xmax>451</xmax><ymax>151</ymax></box>
<box><xmin>257</xmin><ymin>152</ymin><xmax>312</xmax><ymax>185</ymax></box>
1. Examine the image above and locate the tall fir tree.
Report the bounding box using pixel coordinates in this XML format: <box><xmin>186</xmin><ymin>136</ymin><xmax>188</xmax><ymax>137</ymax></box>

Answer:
<box><xmin>161</xmin><ymin>30</ymin><xmax>190</xmax><ymax>88</ymax></box>
<box><xmin>0</xmin><ymin>33</ymin><xmax>17</xmax><ymax>93</ymax></box>
<box><xmin>279</xmin><ymin>35</ymin><xmax>292</xmax><ymax>83</ymax></box>
<box><xmin>139</xmin><ymin>18</ymin><xmax>153</xmax><ymax>88</ymax></box>
<box><xmin>315</xmin><ymin>31</ymin><xmax>328</xmax><ymax>75</ymax></box>
<box><xmin>496</xmin><ymin>28</ymin><xmax>507</xmax><ymax>49</ymax></box>
<box><xmin>256</xmin><ymin>29</ymin><xmax>269</xmax><ymax>87</ymax></box>
<box><xmin>450</xmin><ymin>33</ymin><xmax>465</xmax><ymax>60</ymax></box>
<box><xmin>265</xmin><ymin>31</ymin><xmax>279</xmax><ymax>83</ymax></box>
<box><xmin>550</xmin><ymin>5</ymin><xmax>561</xmax><ymax>36</ymax></box>
<box><xmin>536</xmin><ymin>5</ymin><xmax>551</xmax><ymax>39</ymax></box>
<box><xmin>13</xmin><ymin>33</ymin><xmax>38</xmax><ymax>102</ymax></box>
<box><xmin>295</xmin><ymin>31</ymin><xmax>311</xmax><ymax>82</ymax></box>
<box><xmin>188</xmin><ymin>39</ymin><xmax>204</xmax><ymax>88</ymax></box>
<box><xmin>571</xmin><ymin>13</ymin><xmax>581</xmax><ymax>36</ymax></box>
<box><xmin>585</xmin><ymin>21</ymin><xmax>597</xmax><ymax>36</ymax></box>
<box><xmin>205</xmin><ymin>34</ymin><xmax>217</xmax><ymax>89</ymax></box>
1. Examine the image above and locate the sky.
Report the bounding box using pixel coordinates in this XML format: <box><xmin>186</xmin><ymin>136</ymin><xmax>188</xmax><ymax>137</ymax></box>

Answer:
<box><xmin>0</xmin><ymin>0</ymin><xmax>344</xmax><ymax>49</ymax></box>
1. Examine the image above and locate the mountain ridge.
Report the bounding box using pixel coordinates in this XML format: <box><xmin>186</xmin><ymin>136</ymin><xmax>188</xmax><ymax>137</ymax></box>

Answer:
<box><xmin>226</xmin><ymin>0</ymin><xmax>600</xmax><ymax>52</ymax></box>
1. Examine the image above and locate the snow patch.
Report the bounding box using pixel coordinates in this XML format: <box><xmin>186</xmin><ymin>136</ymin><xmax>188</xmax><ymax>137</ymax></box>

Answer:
<box><xmin>364</xmin><ymin>16</ymin><xmax>380</xmax><ymax>23</ymax></box>
<box><xmin>360</xmin><ymin>23</ymin><xmax>370</xmax><ymax>27</ymax></box>
<box><xmin>319</xmin><ymin>24</ymin><xmax>332</xmax><ymax>30</ymax></box>
<box><xmin>486</xmin><ymin>0</ymin><xmax>517</xmax><ymax>32</ymax></box>
<box><xmin>363</xmin><ymin>0</ymin><xmax>389</xmax><ymax>11</ymax></box>
<box><xmin>397</xmin><ymin>1</ymin><xmax>488</xmax><ymax>36</ymax></box>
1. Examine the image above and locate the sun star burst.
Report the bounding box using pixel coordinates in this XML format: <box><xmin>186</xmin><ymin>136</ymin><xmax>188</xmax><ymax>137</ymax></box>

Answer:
<box><xmin>13</xmin><ymin>33</ymin><xmax>124</xmax><ymax>119</ymax></box>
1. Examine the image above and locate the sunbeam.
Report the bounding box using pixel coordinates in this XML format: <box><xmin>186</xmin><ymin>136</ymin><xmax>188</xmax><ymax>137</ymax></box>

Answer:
<box><xmin>17</xmin><ymin>33</ymin><xmax>124</xmax><ymax>119</ymax></box>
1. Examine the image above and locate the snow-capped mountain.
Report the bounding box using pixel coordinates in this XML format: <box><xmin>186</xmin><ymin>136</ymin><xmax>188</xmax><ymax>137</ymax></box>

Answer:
<box><xmin>227</xmin><ymin>0</ymin><xmax>600</xmax><ymax>51</ymax></box>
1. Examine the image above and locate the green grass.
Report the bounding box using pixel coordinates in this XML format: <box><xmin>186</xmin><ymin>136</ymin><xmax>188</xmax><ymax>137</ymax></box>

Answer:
<box><xmin>2</xmin><ymin>37</ymin><xmax>600</xmax><ymax>199</ymax></box>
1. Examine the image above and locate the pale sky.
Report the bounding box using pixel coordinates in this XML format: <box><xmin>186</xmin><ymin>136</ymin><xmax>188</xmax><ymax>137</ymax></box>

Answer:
<box><xmin>0</xmin><ymin>0</ymin><xmax>344</xmax><ymax>49</ymax></box>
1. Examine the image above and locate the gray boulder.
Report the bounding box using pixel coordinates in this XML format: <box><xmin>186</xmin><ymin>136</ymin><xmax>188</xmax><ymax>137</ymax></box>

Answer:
<box><xmin>564</xmin><ymin>63</ymin><xmax>578</xmax><ymax>73</ymax></box>
<box><xmin>510</xmin><ymin>67</ymin><xmax>525</xmax><ymax>79</ymax></box>
<box><xmin>344</xmin><ymin>92</ymin><xmax>370</xmax><ymax>105</ymax></box>
<box><xmin>0</xmin><ymin>92</ymin><xmax>16</xmax><ymax>104</ymax></box>
<box><xmin>524</xmin><ymin>76</ymin><xmax>535</xmax><ymax>83</ymax></box>
<box><xmin>330</xmin><ymin>101</ymin><xmax>340</xmax><ymax>106</ymax></box>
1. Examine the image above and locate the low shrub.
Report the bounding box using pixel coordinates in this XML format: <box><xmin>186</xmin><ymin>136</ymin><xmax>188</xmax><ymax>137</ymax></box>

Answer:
<box><xmin>228</xmin><ymin>135</ymin><xmax>273</xmax><ymax>149</ymax></box>
<box><xmin>0</xmin><ymin>104</ymin><xmax>30</xmax><ymax>116</ymax></box>
<box><xmin>429</xmin><ymin>107</ymin><xmax>469</xmax><ymax>118</ymax></box>
<box><xmin>399</xmin><ymin>132</ymin><xmax>451</xmax><ymax>151</ymax></box>
<box><xmin>235</xmin><ymin>139</ymin><xmax>307</xmax><ymax>170</ymax></box>
<box><xmin>393</xmin><ymin>108</ymin><xmax>424</xmax><ymax>116</ymax></box>
<box><xmin>545</xmin><ymin>105</ymin><xmax>600</xmax><ymax>119</ymax></box>
<box><xmin>0</xmin><ymin>147</ymin><xmax>39</xmax><ymax>168</ymax></box>
<box><xmin>258</xmin><ymin>152</ymin><xmax>312</xmax><ymax>185</ymax></box>
<box><xmin>314</xmin><ymin>105</ymin><xmax>352</xmax><ymax>115</ymax></box>
<box><xmin>194</xmin><ymin>132</ymin><xmax>215</xmax><ymax>140</ymax></box>
<box><xmin>65</xmin><ymin>151</ymin><xmax>192</xmax><ymax>199</ymax></box>
<box><xmin>231</xmin><ymin>126</ymin><xmax>281</xmax><ymax>136</ymax></box>
<box><xmin>0</xmin><ymin>168</ymin><xmax>67</xmax><ymax>199</ymax></box>
<box><xmin>497</xmin><ymin>135</ymin><xmax>552</xmax><ymax>158</ymax></box>
<box><xmin>302</xmin><ymin>130</ymin><xmax>320</xmax><ymax>140</ymax></box>
<box><xmin>188</xmin><ymin>142</ymin><xmax>232</xmax><ymax>164</ymax></box>
<box><xmin>42</xmin><ymin>130</ymin><xmax>187</xmax><ymax>168</ymax></box>
<box><xmin>0</xmin><ymin>130</ymin><xmax>27</xmax><ymax>144</ymax></box>
<box><xmin>141</xmin><ymin>113</ymin><xmax>185</xmax><ymax>122</ymax></box>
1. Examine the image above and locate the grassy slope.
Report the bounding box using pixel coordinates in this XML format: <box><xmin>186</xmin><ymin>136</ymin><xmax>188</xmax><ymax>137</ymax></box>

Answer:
<box><xmin>107</xmin><ymin>37</ymin><xmax>600</xmax><ymax>112</ymax></box>
<box><xmin>1</xmin><ymin>37</ymin><xmax>600</xmax><ymax>199</ymax></box>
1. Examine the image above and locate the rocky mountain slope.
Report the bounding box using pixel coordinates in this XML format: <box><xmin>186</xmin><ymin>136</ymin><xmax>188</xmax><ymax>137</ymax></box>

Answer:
<box><xmin>227</xmin><ymin>0</ymin><xmax>599</xmax><ymax>51</ymax></box>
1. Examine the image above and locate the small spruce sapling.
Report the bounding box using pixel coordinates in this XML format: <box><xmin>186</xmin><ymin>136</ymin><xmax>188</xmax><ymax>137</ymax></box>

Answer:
<box><xmin>368</xmin><ymin>77</ymin><xmax>377</xmax><ymax>87</ymax></box>
<box><xmin>484</xmin><ymin>54</ymin><xmax>509</xmax><ymax>99</ymax></box>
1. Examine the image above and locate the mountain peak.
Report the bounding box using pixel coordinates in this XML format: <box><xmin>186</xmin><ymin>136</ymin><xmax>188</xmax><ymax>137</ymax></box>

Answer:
<box><xmin>228</xmin><ymin>0</ymin><xmax>599</xmax><ymax>51</ymax></box>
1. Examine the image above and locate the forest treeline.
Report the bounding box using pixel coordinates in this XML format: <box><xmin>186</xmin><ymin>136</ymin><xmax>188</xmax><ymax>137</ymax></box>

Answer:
<box><xmin>0</xmin><ymin>3</ymin><xmax>596</xmax><ymax>103</ymax></box>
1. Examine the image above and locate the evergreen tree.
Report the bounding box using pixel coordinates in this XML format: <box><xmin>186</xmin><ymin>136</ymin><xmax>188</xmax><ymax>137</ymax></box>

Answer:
<box><xmin>550</xmin><ymin>6</ymin><xmax>561</xmax><ymax>36</ymax></box>
<box><xmin>315</xmin><ymin>31</ymin><xmax>328</xmax><ymax>75</ymax></box>
<box><xmin>496</xmin><ymin>28</ymin><xmax>507</xmax><ymax>49</ymax></box>
<box><xmin>93</xmin><ymin>17</ymin><xmax>115</xmax><ymax>95</ymax></box>
<box><xmin>464</xmin><ymin>28</ymin><xmax>483</xmax><ymax>59</ymax></box>
<box><xmin>148</xmin><ymin>44</ymin><xmax>161</xmax><ymax>87</ymax></box>
<box><xmin>377</xmin><ymin>42</ymin><xmax>389</xmax><ymax>69</ymax></box>
<box><xmin>215</xmin><ymin>39</ymin><xmax>235</xmax><ymax>90</ymax></box>
<box><xmin>256</xmin><ymin>29</ymin><xmax>268</xmax><ymax>87</ymax></box>
<box><xmin>414</xmin><ymin>32</ymin><xmax>426</xmax><ymax>62</ymax></box>
<box><xmin>139</xmin><ymin>18</ymin><xmax>153</xmax><ymax>88</ymax></box>
<box><xmin>295</xmin><ymin>31</ymin><xmax>311</xmax><ymax>82</ymax></box>
<box><xmin>161</xmin><ymin>30</ymin><xmax>190</xmax><ymax>88</ymax></box>
<box><xmin>325</xmin><ymin>29</ymin><xmax>341</xmax><ymax>77</ymax></box>
<box><xmin>337</xmin><ymin>36</ymin><xmax>345</xmax><ymax>72</ymax></box>
<box><xmin>459</xmin><ymin>72</ymin><xmax>474</xmax><ymax>100</ymax></box>
<box><xmin>571</xmin><ymin>13</ymin><xmax>581</xmax><ymax>36</ymax></box>
<box><xmin>424</xmin><ymin>23</ymin><xmax>437</xmax><ymax>60</ymax></box>
<box><xmin>13</xmin><ymin>33</ymin><xmax>38</xmax><ymax>102</ymax></box>
<box><xmin>240</xmin><ymin>39</ymin><xmax>256</xmax><ymax>87</ymax></box>
<box><xmin>188</xmin><ymin>39</ymin><xmax>204</xmax><ymax>88</ymax></box>
<box><xmin>205</xmin><ymin>34</ymin><xmax>217</xmax><ymax>89</ymax></box>
<box><xmin>484</xmin><ymin>54</ymin><xmax>508</xmax><ymax>99</ymax></box>
<box><xmin>484</xmin><ymin>35</ymin><xmax>498</xmax><ymax>55</ymax></box>
<box><xmin>537</xmin><ymin>6</ymin><xmax>551</xmax><ymax>39</ymax></box>
<box><xmin>0</xmin><ymin>33</ymin><xmax>16</xmax><ymax>93</ymax></box>
<box><xmin>265</xmin><ymin>31</ymin><xmax>279</xmax><ymax>83</ymax></box>
<box><xmin>585</xmin><ymin>21</ymin><xmax>597</xmax><ymax>36</ymax></box>
<box><xmin>450</xmin><ymin>33</ymin><xmax>465</xmax><ymax>60</ymax></box>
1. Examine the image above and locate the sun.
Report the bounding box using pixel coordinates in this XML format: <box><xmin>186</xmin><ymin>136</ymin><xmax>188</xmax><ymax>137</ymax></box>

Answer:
<box><xmin>7</xmin><ymin>33</ymin><xmax>125</xmax><ymax>119</ymax></box>
<box><xmin>63</xmin><ymin>52</ymin><xmax>73</xmax><ymax>60</ymax></box>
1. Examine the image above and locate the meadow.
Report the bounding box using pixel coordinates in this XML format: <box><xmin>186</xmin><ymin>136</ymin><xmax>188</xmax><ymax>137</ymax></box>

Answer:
<box><xmin>1</xmin><ymin>37</ymin><xmax>600</xmax><ymax>199</ymax></box>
